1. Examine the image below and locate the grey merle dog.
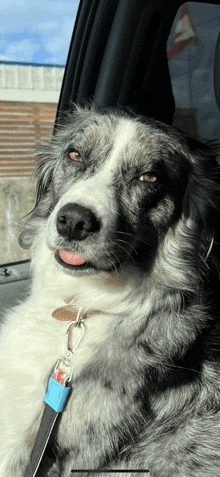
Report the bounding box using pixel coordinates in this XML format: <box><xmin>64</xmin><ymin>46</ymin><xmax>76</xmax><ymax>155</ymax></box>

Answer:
<box><xmin>1</xmin><ymin>106</ymin><xmax>220</xmax><ymax>477</ymax></box>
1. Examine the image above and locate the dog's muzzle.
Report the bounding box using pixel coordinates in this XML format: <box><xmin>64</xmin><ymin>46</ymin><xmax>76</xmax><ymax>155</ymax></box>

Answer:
<box><xmin>54</xmin><ymin>202</ymin><xmax>129</xmax><ymax>276</ymax></box>
<box><xmin>54</xmin><ymin>202</ymin><xmax>104</xmax><ymax>275</ymax></box>
<box><xmin>56</xmin><ymin>203</ymin><xmax>101</xmax><ymax>242</ymax></box>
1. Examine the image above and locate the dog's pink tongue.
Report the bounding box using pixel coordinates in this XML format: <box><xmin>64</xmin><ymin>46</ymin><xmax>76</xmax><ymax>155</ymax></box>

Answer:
<box><xmin>59</xmin><ymin>250</ymin><xmax>87</xmax><ymax>266</ymax></box>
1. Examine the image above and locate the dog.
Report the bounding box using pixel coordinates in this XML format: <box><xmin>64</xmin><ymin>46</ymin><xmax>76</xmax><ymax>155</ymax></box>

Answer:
<box><xmin>1</xmin><ymin>105</ymin><xmax>220</xmax><ymax>477</ymax></box>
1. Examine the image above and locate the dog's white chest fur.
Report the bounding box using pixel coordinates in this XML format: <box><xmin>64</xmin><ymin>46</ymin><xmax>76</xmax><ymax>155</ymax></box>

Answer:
<box><xmin>0</xmin><ymin>290</ymin><xmax>113</xmax><ymax>464</ymax></box>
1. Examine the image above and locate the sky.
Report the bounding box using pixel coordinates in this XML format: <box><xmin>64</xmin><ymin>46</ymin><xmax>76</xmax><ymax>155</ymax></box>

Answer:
<box><xmin>0</xmin><ymin>0</ymin><xmax>80</xmax><ymax>65</ymax></box>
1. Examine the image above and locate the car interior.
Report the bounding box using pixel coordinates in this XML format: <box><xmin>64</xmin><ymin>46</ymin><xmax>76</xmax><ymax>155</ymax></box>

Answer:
<box><xmin>1</xmin><ymin>0</ymin><xmax>220</xmax><ymax>318</ymax></box>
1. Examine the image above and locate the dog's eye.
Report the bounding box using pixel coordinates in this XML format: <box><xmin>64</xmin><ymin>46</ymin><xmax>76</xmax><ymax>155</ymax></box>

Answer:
<box><xmin>68</xmin><ymin>151</ymin><xmax>83</xmax><ymax>162</ymax></box>
<box><xmin>139</xmin><ymin>174</ymin><xmax>157</xmax><ymax>183</ymax></box>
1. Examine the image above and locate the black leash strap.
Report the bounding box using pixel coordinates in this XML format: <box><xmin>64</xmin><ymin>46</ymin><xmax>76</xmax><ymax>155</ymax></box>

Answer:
<box><xmin>24</xmin><ymin>375</ymin><xmax>71</xmax><ymax>477</ymax></box>
<box><xmin>24</xmin><ymin>404</ymin><xmax>58</xmax><ymax>477</ymax></box>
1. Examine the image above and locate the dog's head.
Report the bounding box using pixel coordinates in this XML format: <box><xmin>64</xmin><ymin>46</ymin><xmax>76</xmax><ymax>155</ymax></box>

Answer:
<box><xmin>22</xmin><ymin>106</ymin><xmax>220</xmax><ymax>288</ymax></box>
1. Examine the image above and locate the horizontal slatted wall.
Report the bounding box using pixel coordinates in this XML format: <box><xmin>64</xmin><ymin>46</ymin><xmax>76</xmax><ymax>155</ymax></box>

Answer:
<box><xmin>0</xmin><ymin>101</ymin><xmax>57</xmax><ymax>177</ymax></box>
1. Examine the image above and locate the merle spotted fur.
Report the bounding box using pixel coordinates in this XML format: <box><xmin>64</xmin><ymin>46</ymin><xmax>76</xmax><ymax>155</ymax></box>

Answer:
<box><xmin>1</xmin><ymin>106</ymin><xmax>220</xmax><ymax>477</ymax></box>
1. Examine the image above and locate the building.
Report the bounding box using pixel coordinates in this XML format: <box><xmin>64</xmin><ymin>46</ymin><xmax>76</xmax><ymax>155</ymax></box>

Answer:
<box><xmin>0</xmin><ymin>61</ymin><xmax>64</xmax><ymax>264</ymax></box>
<box><xmin>0</xmin><ymin>61</ymin><xmax>64</xmax><ymax>178</ymax></box>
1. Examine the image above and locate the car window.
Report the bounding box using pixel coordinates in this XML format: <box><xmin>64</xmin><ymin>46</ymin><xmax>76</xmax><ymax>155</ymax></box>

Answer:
<box><xmin>0</xmin><ymin>0</ymin><xmax>80</xmax><ymax>265</ymax></box>
<box><xmin>167</xmin><ymin>2</ymin><xmax>220</xmax><ymax>143</ymax></box>
<box><xmin>1</xmin><ymin>0</ymin><xmax>220</xmax><ymax>267</ymax></box>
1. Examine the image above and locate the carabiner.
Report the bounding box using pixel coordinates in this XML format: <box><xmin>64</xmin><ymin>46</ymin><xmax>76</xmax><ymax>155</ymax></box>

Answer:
<box><xmin>66</xmin><ymin>319</ymin><xmax>86</xmax><ymax>353</ymax></box>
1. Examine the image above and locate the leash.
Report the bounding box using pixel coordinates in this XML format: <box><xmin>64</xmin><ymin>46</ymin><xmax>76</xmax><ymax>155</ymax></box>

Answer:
<box><xmin>24</xmin><ymin>306</ymin><xmax>100</xmax><ymax>477</ymax></box>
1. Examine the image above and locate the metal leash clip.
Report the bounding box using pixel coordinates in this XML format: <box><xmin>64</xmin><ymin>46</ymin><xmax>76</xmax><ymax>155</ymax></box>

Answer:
<box><xmin>66</xmin><ymin>310</ymin><xmax>86</xmax><ymax>354</ymax></box>
<box><xmin>44</xmin><ymin>309</ymin><xmax>86</xmax><ymax>409</ymax></box>
<box><xmin>52</xmin><ymin>309</ymin><xmax>86</xmax><ymax>385</ymax></box>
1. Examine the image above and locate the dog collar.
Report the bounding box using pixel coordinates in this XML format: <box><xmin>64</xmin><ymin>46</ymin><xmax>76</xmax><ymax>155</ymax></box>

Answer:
<box><xmin>52</xmin><ymin>306</ymin><xmax>102</xmax><ymax>321</ymax></box>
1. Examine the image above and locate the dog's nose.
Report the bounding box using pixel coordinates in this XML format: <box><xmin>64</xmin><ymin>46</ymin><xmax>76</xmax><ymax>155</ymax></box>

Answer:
<box><xmin>56</xmin><ymin>203</ymin><xmax>100</xmax><ymax>241</ymax></box>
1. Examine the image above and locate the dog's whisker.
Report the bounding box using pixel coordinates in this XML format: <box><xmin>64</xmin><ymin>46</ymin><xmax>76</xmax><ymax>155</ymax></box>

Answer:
<box><xmin>106</xmin><ymin>251</ymin><xmax>120</xmax><ymax>276</ymax></box>
<box><xmin>116</xmin><ymin>238</ymin><xmax>138</xmax><ymax>256</ymax></box>
<box><xmin>116</xmin><ymin>231</ymin><xmax>154</xmax><ymax>248</ymax></box>
<box><xmin>113</xmin><ymin>241</ymin><xmax>136</xmax><ymax>263</ymax></box>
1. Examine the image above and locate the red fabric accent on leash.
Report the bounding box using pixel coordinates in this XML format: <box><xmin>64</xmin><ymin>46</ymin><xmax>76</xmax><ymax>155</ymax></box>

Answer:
<box><xmin>53</xmin><ymin>369</ymin><xmax>66</xmax><ymax>385</ymax></box>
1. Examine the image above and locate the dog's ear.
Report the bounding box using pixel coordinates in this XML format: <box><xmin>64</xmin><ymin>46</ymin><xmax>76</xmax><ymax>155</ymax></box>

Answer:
<box><xmin>18</xmin><ymin>143</ymin><xmax>56</xmax><ymax>248</ymax></box>
<box><xmin>33</xmin><ymin>145</ymin><xmax>56</xmax><ymax>207</ymax></box>
<box><xmin>182</xmin><ymin>148</ymin><xmax>220</xmax><ymax>235</ymax></box>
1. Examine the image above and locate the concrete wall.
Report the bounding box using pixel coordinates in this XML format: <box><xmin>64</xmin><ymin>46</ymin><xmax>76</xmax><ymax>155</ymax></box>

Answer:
<box><xmin>0</xmin><ymin>178</ymin><xmax>36</xmax><ymax>264</ymax></box>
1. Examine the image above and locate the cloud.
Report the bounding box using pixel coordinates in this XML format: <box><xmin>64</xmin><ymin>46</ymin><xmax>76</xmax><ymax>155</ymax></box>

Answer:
<box><xmin>40</xmin><ymin>17</ymin><xmax>74</xmax><ymax>63</ymax></box>
<box><xmin>0</xmin><ymin>54</ymin><xmax>9</xmax><ymax>61</ymax></box>
<box><xmin>0</xmin><ymin>0</ymin><xmax>79</xmax><ymax>64</ymax></box>
<box><xmin>0</xmin><ymin>38</ymin><xmax>40</xmax><ymax>63</ymax></box>
<box><xmin>0</xmin><ymin>0</ymin><xmax>79</xmax><ymax>34</ymax></box>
